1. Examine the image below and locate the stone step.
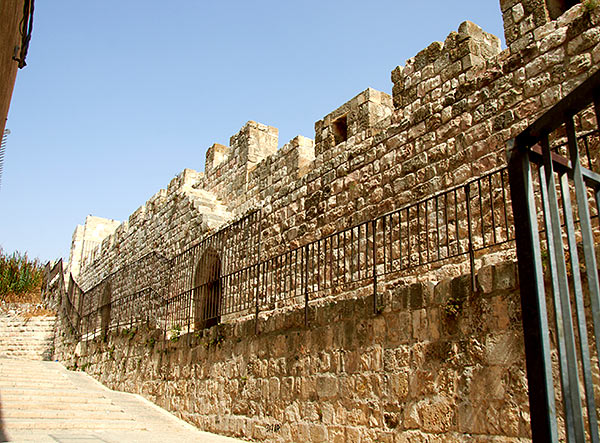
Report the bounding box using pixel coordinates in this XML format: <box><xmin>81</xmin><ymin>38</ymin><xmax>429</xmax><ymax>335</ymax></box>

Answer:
<box><xmin>0</xmin><ymin>325</ymin><xmax>56</xmax><ymax>329</ymax></box>
<box><xmin>0</xmin><ymin>364</ymin><xmax>58</xmax><ymax>370</ymax></box>
<box><xmin>4</xmin><ymin>409</ymin><xmax>130</xmax><ymax>420</ymax></box>
<box><xmin>1</xmin><ymin>400</ymin><xmax>122</xmax><ymax>411</ymax></box>
<box><xmin>0</xmin><ymin>381</ymin><xmax>74</xmax><ymax>389</ymax></box>
<box><xmin>0</xmin><ymin>387</ymin><xmax>102</xmax><ymax>398</ymax></box>
<box><xmin>0</xmin><ymin>353</ymin><xmax>53</xmax><ymax>360</ymax></box>
<box><xmin>0</xmin><ymin>342</ymin><xmax>54</xmax><ymax>346</ymax></box>
<box><xmin>0</xmin><ymin>336</ymin><xmax>54</xmax><ymax>340</ymax></box>
<box><xmin>4</xmin><ymin>338</ymin><xmax>54</xmax><ymax>346</ymax></box>
<box><xmin>0</xmin><ymin>323</ymin><xmax>56</xmax><ymax>327</ymax></box>
<box><xmin>0</xmin><ymin>335</ymin><xmax>55</xmax><ymax>339</ymax></box>
<box><xmin>0</xmin><ymin>326</ymin><xmax>56</xmax><ymax>330</ymax></box>
<box><xmin>0</xmin><ymin>376</ymin><xmax>66</xmax><ymax>382</ymax></box>
<box><xmin>0</xmin><ymin>358</ymin><xmax>237</xmax><ymax>442</ymax></box>
<box><xmin>0</xmin><ymin>373</ymin><xmax>69</xmax><ymax>380</ymax></box>
<box><xmin>0</xmin><ymin>324</ymin><xmax>56</xmax><ymax>329</ymax></box>
<box><xmin>0</xmin><ymin>311</ymin><xmax>56</xmax><ymax>359</ymax></box>
<box><xmin>0</xmin><ymin>348</ymin><xmax>53</xmax><ymax>354</ymax></box>
<box><xmin>0</xmin><ymin>334</ymin><xmax>54</xmax><ymax>337</ymax></box>
<box><xmin>0</xmin><ymin>342</ymin><xmax>54</xmax><ymax>348</ymax></box>
<box><xmin>0</xmin><ymin>351</ymin><xmax>53</xmax><ymax>357</ymax></box>
<box><xmin>1</xmin><ymin>393</ymin><xmax>114</xmax><ymax>405</ymax></box>
<box><xmin>3</xmin><ymin>418</ymin><xmax>145</xmax><ymax>431</ymax></box>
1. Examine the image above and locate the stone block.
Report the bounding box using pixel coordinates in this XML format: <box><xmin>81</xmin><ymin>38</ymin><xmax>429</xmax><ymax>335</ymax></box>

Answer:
<box><xmin>417</xmin><ymin>397</ymin><xmax>455</xmax><ymax>433</ymax></box>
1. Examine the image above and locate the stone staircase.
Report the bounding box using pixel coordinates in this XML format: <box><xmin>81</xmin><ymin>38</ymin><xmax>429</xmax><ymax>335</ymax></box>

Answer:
<box><xmin>188</xmin><ymin>187</ymin><xmax>233</xmax><ymax>228</ymax></box>
<box><xmin>0</xmin><ymin>358</ymin><xmax>245</xmax><ymax>442</ymax></box>
<box><xmin>0</xmin><ymin>358</ymin><xmax>144</xmax><ymax>439</ymax></box>
<box><xmin>0</xmin><ymin>306</ymin><xmax>56</xmax><ymax>360</ymax></box>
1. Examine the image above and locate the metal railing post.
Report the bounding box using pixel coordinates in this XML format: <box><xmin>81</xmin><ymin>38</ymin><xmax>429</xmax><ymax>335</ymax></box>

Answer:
<box><xmin>372</xmin><ymin>219</ymin><xmax>378</xmax><ymax>314</ymax></box>
<box><xmin>255</xmin><ymin>263</ymin><xmax>261</xmax><ymax>335</ymax></box>
<box><xmin>304</xmin><ymin>245</ymin><xmax>309</xmax><ymax>327</ymax></box>
<box><xmin>464</xmin><ymin>184</ymin><xmax>476</xmax><ymax>292</ymax></box>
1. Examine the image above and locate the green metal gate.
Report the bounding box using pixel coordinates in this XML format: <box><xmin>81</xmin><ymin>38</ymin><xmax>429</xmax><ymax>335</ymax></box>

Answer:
<box><xmin>508</xmin><ymin>69</ymin><xmax>600</xmax><ymax>442</ymax></box>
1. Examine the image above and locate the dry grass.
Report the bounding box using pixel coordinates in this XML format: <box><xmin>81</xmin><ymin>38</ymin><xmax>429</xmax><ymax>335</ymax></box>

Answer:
<box><xmin>0</xmin><ymin>249</ymin><xmax>44</xmax><ymax>302</ymax></box>
<box><xmin>21</xmin><ymin>306</ymin><xmax>56</xmax><ymax>318</ymax></box>
<box><xmin>2</xmin><ymin>286</ymin><xmax>42</xmax><ymax>304</ymax></box>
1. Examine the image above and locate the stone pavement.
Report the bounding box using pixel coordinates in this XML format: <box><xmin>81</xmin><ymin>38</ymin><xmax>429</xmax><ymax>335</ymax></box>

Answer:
<box><xmin>0</xmin><ymin>358</ymin><xmax>246</xmax><ymax>443</ymax></box>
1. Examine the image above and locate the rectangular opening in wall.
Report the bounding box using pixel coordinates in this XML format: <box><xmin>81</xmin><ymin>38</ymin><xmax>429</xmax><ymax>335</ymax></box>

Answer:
<box><xmin>332</xmin><ymin>115</ymin><xmax>348</xmax><ymax>145</ymax></box>
<box><xmin>546</xmin><ymin>0</ymin><xmax>580</xmax><ymax>20</ymax></box>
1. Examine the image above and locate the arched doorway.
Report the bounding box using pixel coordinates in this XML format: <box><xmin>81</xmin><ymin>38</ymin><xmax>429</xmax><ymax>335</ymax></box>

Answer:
<box><xmin>193</xmin><ymin>248</ymin><xmax>221</xmax><ymax>330</ymax></box>
<box><xmin>100</xmin><ymin>283</ymin><xmax>111</xmax><ymax>339</ymax></box>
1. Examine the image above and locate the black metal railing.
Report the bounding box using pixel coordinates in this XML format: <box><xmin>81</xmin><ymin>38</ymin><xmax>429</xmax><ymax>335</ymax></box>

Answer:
<box><xmin>63</xmin><ymin>163</ymin><xmax>515</xmax><ymax>341</ymax></box>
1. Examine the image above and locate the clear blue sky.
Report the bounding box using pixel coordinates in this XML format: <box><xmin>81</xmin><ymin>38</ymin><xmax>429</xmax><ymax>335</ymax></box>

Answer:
<box><xmin>0</xmin><ymin>1</ymin><xmax>505</xmax><ymax>263</ymax></box>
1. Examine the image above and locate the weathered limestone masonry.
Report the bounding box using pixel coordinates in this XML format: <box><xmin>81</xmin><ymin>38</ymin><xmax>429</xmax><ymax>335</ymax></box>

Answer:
<box><xmin>73</xmin><ymin>170</ymin><xmax>233</xmax><ymax>291</ymax></box>
<box><xmin>59</xmin><ymin>262</ymin><xmax>526</xmax><ymax>442</ymax></box>
<box><xmin>67</xmin><ymin>215</ymin><xmax>120</xmax><ymax>278</ymax></box>
<box><xmin>55</xmin><ymin>1</ymin><xmax>600</xmax><ymax>442</ymax></box>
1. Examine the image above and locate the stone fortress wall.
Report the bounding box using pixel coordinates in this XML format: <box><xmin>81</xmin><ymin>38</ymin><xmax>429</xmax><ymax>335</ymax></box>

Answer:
<box><xmin>56</xmin><ymin>0</ymin><xmax>600</xmax><ymax>441</ymax></box>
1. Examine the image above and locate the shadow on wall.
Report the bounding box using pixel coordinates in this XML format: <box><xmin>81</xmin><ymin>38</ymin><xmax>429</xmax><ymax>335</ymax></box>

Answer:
<box><xmin>0</xmin><ymin>392</ymin><xmax>8</xmax><ymax>442</ymax></box>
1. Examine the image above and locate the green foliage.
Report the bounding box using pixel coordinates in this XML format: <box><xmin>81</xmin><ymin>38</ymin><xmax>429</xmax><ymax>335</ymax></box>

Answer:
<box><xmin>108</xmin><ymin>344</ymin><xmax>116</xmax><ymax>359</ymax></box>
<box><xmin>204</xmin><ymin>329</ymin><xmax>225</xmax><ymax>349</ymax></box>
<box><xmin>170</xmin><ymin>324</ymin><xmax>182</xmax><ymax>342</ymax></box>
<box><xmin>0</xmin><ymin>248</ymin><xmax>44</xmax><ymax>300</ymax></box>
<box><xmin>444</xmin><ymin>293</ymin><xmax>463</xmax><ymax>318</ymax></box>
<box><xmin>122</xmin><ymin>327</ymin><xmax>137</xmax><ymax>340</ymax></box>
<box><xmin>584</xmin><ymin>0</ymin><xmax>599</xmax><ymax>11</ymax></box>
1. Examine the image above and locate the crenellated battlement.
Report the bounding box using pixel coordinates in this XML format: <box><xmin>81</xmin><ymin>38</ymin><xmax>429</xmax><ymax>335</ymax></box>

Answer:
<box><xmin>314</xmin><ymin>88</ymin><xmax>393</xmax><ymax>157</ymax></box>
<box><xmin>70</xmin><ymin>2</ymin><xmax>600</xmax><ymax>287</ymax></box>
<box><xmin>391</xmin><ymin>21</ymin><xmax>502</xmax><ymax>111</ymax></box>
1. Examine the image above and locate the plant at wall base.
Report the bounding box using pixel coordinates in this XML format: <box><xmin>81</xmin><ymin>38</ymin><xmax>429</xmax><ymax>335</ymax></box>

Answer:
<box><xmin>584</xmin><ymin>0</ymin><xmax>599</xmax><ymax>12</ymax></box>
<box><xmin>170</xmin><ymin>324</ymin><xmax>182</xmax><ymax>342</ymax></box>
<box><xmin>444</xmin><ymin>294</ymin><xmax>463</xmax><ymax>319</ymax></box>
<box><xmin>122</xmin><ymin>327</ymin><xmax>137</xmax><ymax>341</ymax></box>
<box><xmin>205</xmin><ymin>332</ymin><xmax>225</xmax><ymax>349</ymax></box>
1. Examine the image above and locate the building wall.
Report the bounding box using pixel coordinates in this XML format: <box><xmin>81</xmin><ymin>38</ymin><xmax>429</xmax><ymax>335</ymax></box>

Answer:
<box><xmin>67</xmin><ymin>215</ymin><xmax>121</xmax><ymax>278</ymax></box>
<box><xmin>0</xmin><ymin>0</ymin><xmax>24</xmax><ymax>137</ymax></box>
<box><xmin>57</xmin><ymin>261</ymin><xmax>529</xmax><ymax>442</ymax></box>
